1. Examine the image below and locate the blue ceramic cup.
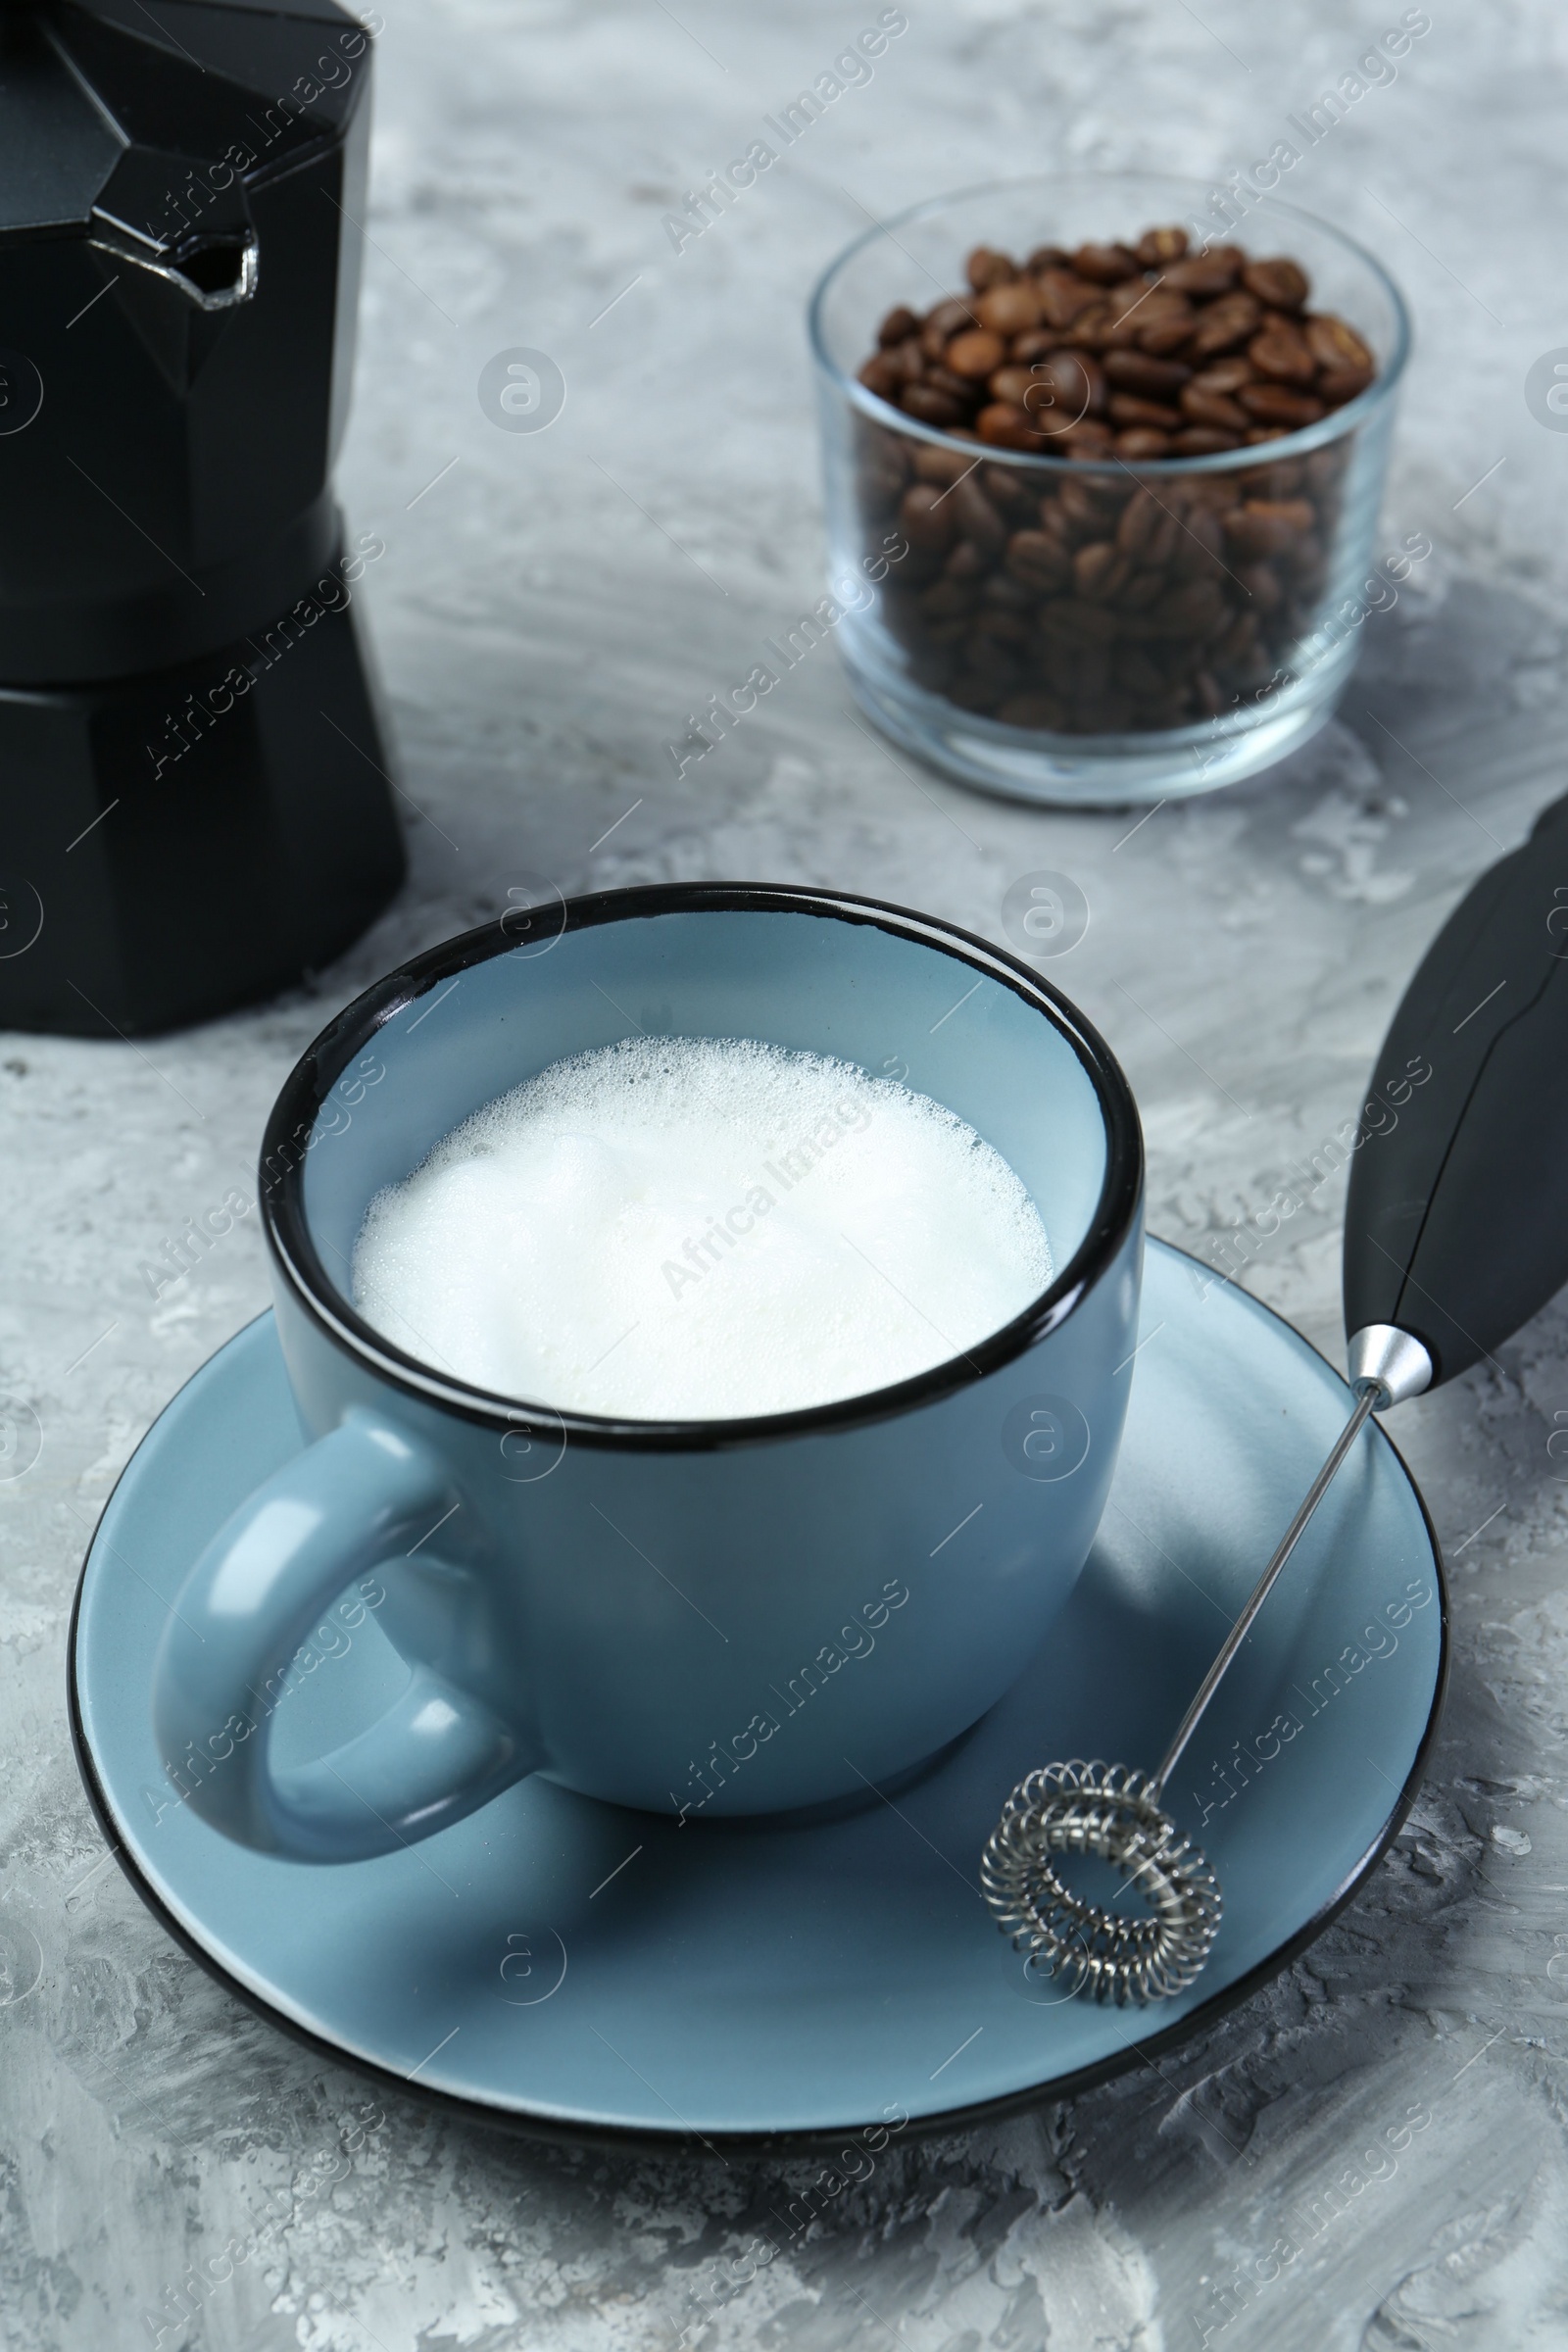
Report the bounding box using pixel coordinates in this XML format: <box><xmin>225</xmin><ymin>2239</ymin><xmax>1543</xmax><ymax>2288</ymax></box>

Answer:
<box><xmin>152</xmin><ymin>883</ymin><xmax>1144</xmax><ymax>1860</ymax></box>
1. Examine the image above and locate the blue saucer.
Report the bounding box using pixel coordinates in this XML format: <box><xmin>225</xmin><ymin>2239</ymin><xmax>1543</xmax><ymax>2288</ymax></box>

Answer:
<box><xmin>69</xmin><ymin>1241</ymin><xmax>1445</xmax><ymax>2151</ymax></box>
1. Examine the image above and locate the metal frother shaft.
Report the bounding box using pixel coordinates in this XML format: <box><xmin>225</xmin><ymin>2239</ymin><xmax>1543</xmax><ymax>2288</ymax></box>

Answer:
<box><xmin>980</xmin><ymin>1328</ymin><xmax>1432</xmax><ymax>2007</ymax></box>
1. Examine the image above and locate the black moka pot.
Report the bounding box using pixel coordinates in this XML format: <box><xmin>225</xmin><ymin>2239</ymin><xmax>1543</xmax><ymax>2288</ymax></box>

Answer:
<box><xmin>0</xmin><ymin>0</ymin><xmax>405</xmax><ymax>1036</ymax></box>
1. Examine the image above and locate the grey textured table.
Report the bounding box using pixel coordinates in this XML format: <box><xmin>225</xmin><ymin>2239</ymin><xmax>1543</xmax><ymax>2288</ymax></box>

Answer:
<box><xmin>6</xmin><ymin>2</ymin><xmax>1568</xmax><ymax>2345</ymax></box>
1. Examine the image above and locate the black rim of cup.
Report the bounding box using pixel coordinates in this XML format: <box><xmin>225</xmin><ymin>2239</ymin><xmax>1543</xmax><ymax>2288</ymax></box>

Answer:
<box><xmin>260</xmin><ymin>880</ymin><xmax>1145</xmax><ymax>1450</ymax></box>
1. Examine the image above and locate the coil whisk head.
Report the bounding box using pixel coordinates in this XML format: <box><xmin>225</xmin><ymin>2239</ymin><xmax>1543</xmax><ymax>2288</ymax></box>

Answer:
<box><xmin>980</xmin><ymin>1759</ymin><xmax>1222</xmax><ymax>2004</ymax></box>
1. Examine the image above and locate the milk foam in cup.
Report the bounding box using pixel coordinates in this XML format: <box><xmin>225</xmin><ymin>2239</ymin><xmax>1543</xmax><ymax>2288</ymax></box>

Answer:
<box><xmin>352</xmin><ymin>1035</ymin><xmax>1054</xmax><ymax>1419</ymax></box>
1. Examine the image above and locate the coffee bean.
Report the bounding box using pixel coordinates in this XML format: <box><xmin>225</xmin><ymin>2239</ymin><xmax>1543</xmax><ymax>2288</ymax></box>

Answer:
<box><xmin>1189</xmin><ymin>357</ymin><xmax>1255</xmax><ymax>396</ymax></box>
<box><xmin>1109</xmin><ymin>392</ymin><xmax>1184</xmax><ymax>431</ymax></box>
<box><xmin>913</xmin><ymin>445</ymin><xmax>977</xmax><ymax>485</ymax></box>
<box><xmin>1063</xmin><ymin>301</ymin><xmax>1114</xmax><ymax>349</ymax></box>
<box><xmin>1181</xmin><ymin>384</ymin><xmax>1250</xmax><ymax>432</ymax></box>
<box><xmin>1185</xmin><ymin>469</ymin><xmax>1239</xmax><ymax>505</ymax></box>
<box><xmin>1073</xmin><ymin>241</ymin><xmax>1141</xmax><ymax>284</ymax></box>
<box><xmin>1059</xmin><ymin>473</ymin><xmax>1125</xmax><ymax>528</ymax></box>
<box><xmin>1136</xmin><ymin>225</ymin><xmax>1190</xmax><ymax>267</ymax></box>
<box><xmin>902</xmin><ymin>384</ymin><xmax>966</xmax><ymax>427</ymax></box>
<box><xmin>921</xmin><ymin>298</ymin><xmax>976</xmax><ymax>358</ymax></box>
<box><xmin>1318</xmin><ymin>365</ymin><xmax>1374</xmax><ymax>405</ymax></box>
<box><xmin>1162</xmin><ymin>254</ymin><xmax>1240</xmax><ymax>296</ymax></box>
<box><xmin>922</xmin><ymin>363</ymin><xmax>975</xmax><ymax>403</ymax></box>
<box><xmin>858</xmin><ymin>354</ymin><xmax>903</xmax><ymax>399</ymax></box>
<box><xmin>1036</xmin><ymin>268</ymin><xmax>1103</xmax><ymax>329</ymax></box>
<box><xmin>1173</xmin><ymin>506</ymin><xmax>1227</xmax><ymax>570</ymax></box>
<box><xmin>946</xmin><ymin>327</ymin><xmax>1007</xmax><ymax>379</ymax></box>
<box><xmin>1119</xmin><ymin>566</ymin><xmax>1167</xmax><ymax>612</ymax></box>
<box><xmin>1234</xmin><ymin>561</ymin><xmax>1283</xmax><ymax>612</ymax></box>
<box><xmin>989</xmin><ymin>366</ymin><xmax>1037</xmax><ymax>409</ymax></box>
<box><xmin>1058</xmin><ymin>419</ymin><xmax>1115</xmax><ymax>457</ymax></box>
<box><xmin>1005</xmin><ymin>529</ymin><xmax>1073</xmax><ymax>593</ymax></box>
<box><xmin>1105</xmin><ymin>280</ymin><xmax>1158</xmax><ymax>320</ymax></box>
<box><xmin>1011</xmin><ymin>328</ymin><xmax>1060</xmax><ymax>367</ymax></box>
<box><xmin>1240</xmin><ymin>257</ymin><xmax>1309</xmax><ymax>310</ymax></box>
<box><xmin>1189</xmin><ymin>292</ymin><xmax>1262</xmax><ymax>360</ymax></box>
<box><xmin>1304</xmin><ymin>314</ymin><xmax>1374</xmax><ymax>373</ymax></box>
<box><xmin>1238</xmin><ymin>383</ymin><xmax>1326</xmax><ymax>427</ymax></box>
<box><xmin>1035</xmin><ymin>498</ymin><xmax>1073</xmax><ymax>548</ymax></box>
<box><xmin>1074</xmin><ymin>540</ymin><xmax>1131</xmax><ymax>602</ymax></box>
<box><xmin>1115</xmin><ymin>489</ymin><xmax>1161</xmax><ymax>558</ymax></box>
<box><xmin>976</xmin><ymin>281</ymin><xmax>1044</xmax><ymax>335</ymax></box>
<box><xmin>1153</xmin><ymin>577</ymin><xmax>1228</xmax><ymax>634</ymax></box>
<box><xmin>900</xmin><ymin>482</ymin><xmax>955</xmax><ymax>552</ymax></box>
<box><xmin>1133</xmin><ymin>288</ymin><xmax>1195</xmax><ymax>329</ymax></box>
<box><xmin>1028</xmin><ymin>350</ymin><xmax>1106</xmax><ymax>427</ymax></box>
<box><xmin>1026</xmin><ymin>245</ymin><xmax>1071</xmax><ymax>273</ymax></box>
<box><xmin>1148</xmin><ymin>508</ymin><xmax>1184</xmax><ymax>567</ymax></box>
<box><xmin>1130</xmin><ymin>303</ymin><xmax>1196</xmax><ymax>359</ymax></box>
<box><xmin>1098</xmin><ymin>311</ymin><xmax>1152</xmax><ymax>352</ymax></box>
<box><xmin>1116</xmin><ymin>427</ymin><xmax>1172</xmax><ymax>459</ymax></box>
<box><xmin>1104</xmin><ymin>350</ymin><xmax>1193</xmax><ymax>398</ymax></box>
<box><xmin>1171</xmin><ymin>426</ymin><xmax>1242</xmax><ymax>455</ymax></box>
<box><xmin>949</xmin><ymin>476</ymin><xmax>1008</xmax><ymax>554</ymax></box>
<box><xmin>1223</xmin><ymin>498</ymin><xmax>1316</xmax><ymax>556</ymax></box>
<box><xmin>966</xmin><ymin>245</ymin><xmax>1016</xmax><ymax>289</ymax></box>
<box><xmin>976</xmin><ymin>403</ymin><xmax>1039</xmax><ymax>450</ymax></box>
<box><xmin>1213</xmin><ymin>609</ymin><xmax>1261</xmax><ymax>664</ymax></box>
<box><xmin>1249</xmin><ymin>324</ymin><xmax>1316</xmax><ymax>384</ymax></box>
<box><xmin>980</xmin><ymin>465</ymin><xmax>1033</xmax><ymax>514</ymax></box>
<box><xmin>878</xmin><ymin>305</ymin><xmax>923</xmax><ymax>347</ymax></box>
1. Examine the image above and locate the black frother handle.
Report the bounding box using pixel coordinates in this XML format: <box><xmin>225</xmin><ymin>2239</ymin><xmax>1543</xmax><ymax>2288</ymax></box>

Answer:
<box><xmin>1343</xmin><ymin>790</ymin><xmax>1568</xmax><ymax>1385</ymax></box>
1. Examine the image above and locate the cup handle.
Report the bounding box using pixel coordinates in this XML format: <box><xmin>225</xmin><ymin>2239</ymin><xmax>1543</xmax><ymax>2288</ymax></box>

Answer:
<box><xmin>152</xmin><ymin>1409</ymin><xmax>535</xmax><ymax>1862</ymax></box>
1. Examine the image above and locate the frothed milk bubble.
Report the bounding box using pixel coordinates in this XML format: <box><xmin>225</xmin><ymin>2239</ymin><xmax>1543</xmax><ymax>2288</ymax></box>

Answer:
<box><xmin>352</xmin><ymin>1037</ymin><xmax>1053</xmax><ymax>1420</ymax></box>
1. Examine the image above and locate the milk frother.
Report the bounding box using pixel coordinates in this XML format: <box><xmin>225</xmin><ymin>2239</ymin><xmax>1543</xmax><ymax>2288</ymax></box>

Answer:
<box><xmin>983</xmin><ymin>787</ymin><xmax>1568</xmax><ymax>2002</ymax></box>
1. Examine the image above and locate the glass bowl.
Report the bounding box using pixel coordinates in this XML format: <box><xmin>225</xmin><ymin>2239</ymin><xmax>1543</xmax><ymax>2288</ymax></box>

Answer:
<box><xmin>808</xmin><ymin>172</ymin><xmax>1410</xmax><ymax>808</ymax></box>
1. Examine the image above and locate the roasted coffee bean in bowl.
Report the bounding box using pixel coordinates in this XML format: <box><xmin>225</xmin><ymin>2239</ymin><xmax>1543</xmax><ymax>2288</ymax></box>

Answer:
<box><xmin>859</xmin><ymin>232</ymin><xmax>1373</xmax><ymax>458</ymax></box>
<box><xmin>809</xmin><ymin>175</ymin><xmax>1409</xmax><ymax>808</ymax></box>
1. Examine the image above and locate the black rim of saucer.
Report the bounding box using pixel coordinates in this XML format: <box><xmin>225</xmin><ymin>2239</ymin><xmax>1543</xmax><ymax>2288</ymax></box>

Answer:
<box><xmin>258</xmin><ymin>880</ymin><xmax>1145</xmax><ymax>1451</ymax></box>
<box><xmin>66</xmin><ymin>1241</ymin><xmax>1450</xmax><ymax>2162</ymax></box>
